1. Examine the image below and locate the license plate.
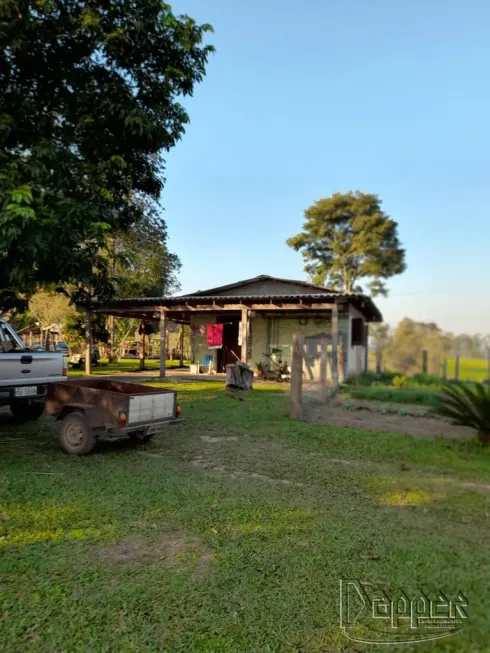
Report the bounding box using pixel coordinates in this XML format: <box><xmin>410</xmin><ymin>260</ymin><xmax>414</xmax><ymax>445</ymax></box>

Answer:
<box><xmin>146</xmin><ymin>423</ymin><xmax>167</xmax><ymax>436</ymax></box>
<box><xmin>15</xmin><ymin>386</ymin><xmax>38</xmax><ymax>397</ymax></box>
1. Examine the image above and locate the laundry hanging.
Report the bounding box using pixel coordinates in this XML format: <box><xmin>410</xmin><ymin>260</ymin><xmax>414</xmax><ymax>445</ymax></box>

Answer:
<box><xmin>207</xmin><ymin>324</ymin><xmax>223</xmax><ymax>349</ymax></box>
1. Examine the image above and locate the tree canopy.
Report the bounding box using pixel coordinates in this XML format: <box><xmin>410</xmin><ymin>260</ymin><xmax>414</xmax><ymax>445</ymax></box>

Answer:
<box><xmin>0</xmin><ymin>0</ymin><xmax>213</xmax><ymax>310</ymax></box>
<box><xmin>287</xmin><ymin>191</ymin><xmax>406</xmax><ymax>296</ymax></box>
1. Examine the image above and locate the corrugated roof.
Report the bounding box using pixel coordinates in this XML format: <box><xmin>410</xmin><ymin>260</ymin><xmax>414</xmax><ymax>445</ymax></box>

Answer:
<box><xmin>96</xmin><ymin>292</ymin><xmax>382</xmax><ymax>322</ymax></box>
<box><xmin>189</xmin><ymin>274</ymin><xmax>342</xmax><ymax>297</ymax></box>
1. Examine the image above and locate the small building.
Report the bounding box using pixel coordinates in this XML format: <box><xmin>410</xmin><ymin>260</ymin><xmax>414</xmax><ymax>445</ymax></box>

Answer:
<box><xmin>96</xmin><ymin>275</ymin><xmax>382</xmax><ymax>380</ymax></box>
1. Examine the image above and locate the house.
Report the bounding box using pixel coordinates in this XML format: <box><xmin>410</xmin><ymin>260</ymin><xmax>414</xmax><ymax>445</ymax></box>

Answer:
<box><xmin>95</xmin><ymin>274</ymin><xmax>382</xmax><ymax>380</ymax></box>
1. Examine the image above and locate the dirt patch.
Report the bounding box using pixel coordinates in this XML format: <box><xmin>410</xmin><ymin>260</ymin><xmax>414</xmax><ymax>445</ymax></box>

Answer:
<box><xmin>200</xmin><ymin>436</ymin><xmax>238</xmax><ymax>443</ymax></box>
<box><xmin>190</xmin><ymin>456</ymin><xmax>303</xmax><ymax>486</ymax></box>
<box><xmin>304</xmin><ymin>399</ymin><xmax>475</xmax><ymax>440</ymax></box>
<box><xmin>99</xmin><ymin>529</ymin><xmax>214</xmax><ymax>577</ymax></box>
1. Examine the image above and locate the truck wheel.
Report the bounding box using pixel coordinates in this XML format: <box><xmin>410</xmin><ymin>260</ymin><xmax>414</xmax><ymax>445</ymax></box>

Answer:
<box><xmin>129</xmin><ymin>430</ymin><xmax>154</xmax><ymax>444</ymax></box>
<box><xmin>60</xmin><ymin>412</ymin><xmax>96</xmax><ymax>455</ymax></box>
<box><xmin>10</xmin><ymin>400</ymin><xmax>45</xmax><ymax>421</ymax></box>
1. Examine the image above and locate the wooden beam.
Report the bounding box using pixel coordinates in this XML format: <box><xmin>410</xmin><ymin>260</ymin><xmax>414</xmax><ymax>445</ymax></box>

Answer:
<box><xmin>161</xmin><ymin>302</ymin><xmax>337</xmax><ymax>313</ymax></box>
<box><xmin>290</xmin><ymin>333</ymin><xmax>304</xmax><ymax>419</ymax></box>
<box><xmin>85</xmin><ymin>311</ymin><xmax>93</xmax><ymax>376</ymax></box>
<box><xmin>159</xmin><ymin>309</ymin><xmax>167</xmax><ymax>378</ymax></box>
<box><xmin>179</xmin><ymin>326</ymin><xmax>184</xmax><ymax>367</ymax></box>
<box><xmin>319</xmin><ymin>336</ymin><xmax>328</xmax><ymax>402</ymax></box>
<box><xmin>240</xmin><ymin>308</ymin><xmax>248</xmax><ymax>363</ymax></box>
<box><xmin>331</xmin><ymin>304</ymin><xmax>339</xmax><ymax>390</ymax></box>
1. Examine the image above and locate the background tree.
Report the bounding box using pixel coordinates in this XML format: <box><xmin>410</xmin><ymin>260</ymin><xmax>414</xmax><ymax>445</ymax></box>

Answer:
<box><xmin>0</xmin><ymin>0</ymin><xmax>213</xmax><ymax>311</ymax></box>
<box><xmin>287</xmin><ymin>191</ymin><xmax>406</xmax><ymax>296</ymax></box>
<box><xmin>115</xmin><ymin>212</ymin><xmax>181</xmax><ymax>298</ymax></box>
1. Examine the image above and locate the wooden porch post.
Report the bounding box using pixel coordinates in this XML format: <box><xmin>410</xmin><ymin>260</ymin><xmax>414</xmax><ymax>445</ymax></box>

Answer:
<box><xmin>159</xmin><ymin>309</ymin><xmax>167</xmax><ymax>378</ymax></box>
<box><xmin>319</xmin><ymin>336</ymin><xmax>328</xmax><ymax>402</ymax></box>
<box><xmin>139</xmin><ymin>331</ymin><xmax>146</xmax><ymax>371</ymax></box>
<box><xmin>290</xmin><ymin>332</ymin><xmax>304</xmax><ymax>419</ymax></box>
<box><xmin>179</xmin><ymin>326</ymin><xmax>184</xmax><ymax>367</ymax></box>
<box><xmin>85</xmin><ymin>311</ymin><xmax>93</xmax><ymax>375</ymax></box>
<box><xmin>240</xmin><ymin>307</ymin><xmax>248</xmax><ymax>363</ymax></box>
<box><xmin>331</xmin><ymin>304</ymin><xmax>339</xmax><ymax>390</ymax></box>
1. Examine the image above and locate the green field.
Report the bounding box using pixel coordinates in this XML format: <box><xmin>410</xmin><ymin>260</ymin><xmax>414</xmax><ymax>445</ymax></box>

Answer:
<box><xmin>447</xmin><ymin>357</ymin><xmax>490</xmax><ymax>382</ymax></box>
<box><xmin>1</xmin><ymin>382</ymin><xmax>490</xmax><ymax>651</ymax></box>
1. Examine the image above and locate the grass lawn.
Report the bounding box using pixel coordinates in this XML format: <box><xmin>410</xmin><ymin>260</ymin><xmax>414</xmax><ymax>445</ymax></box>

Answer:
<box><xmin>1</xmin><ymin>382</ymin><xmax>490</xmax><ymax>651</ymax></box>
<box><xmin>68</xmin><ymin>358</ymin><xmax>190</xmax><ymax>377</ymax></box>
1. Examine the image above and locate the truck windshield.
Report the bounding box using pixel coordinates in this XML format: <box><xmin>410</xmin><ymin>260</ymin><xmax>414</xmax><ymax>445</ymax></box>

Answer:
<box><xmin>0</xmin><ymin>322</ymin><xmax>27</xmax><ymax>353</ymax></box>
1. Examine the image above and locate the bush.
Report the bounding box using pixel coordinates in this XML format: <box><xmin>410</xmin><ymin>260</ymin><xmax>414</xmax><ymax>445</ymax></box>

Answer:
<box><xmin>437</xmin><ymin>382</ymin><xmax>490</xmax><ymax>446</ymax></box>
<box><xmin>346</xmin><ymin>386</ymin><xmax>439</xmax><ymax>407</ymax></box>
<box><xmin>411</xmin><ymin>373</ymin><xmax>442</xmax><ymax>386</ymax></box>
<box><xmin>392</xmin><ymin>375</ymin><xmax>408</xmax><ymax>388</ymax></box>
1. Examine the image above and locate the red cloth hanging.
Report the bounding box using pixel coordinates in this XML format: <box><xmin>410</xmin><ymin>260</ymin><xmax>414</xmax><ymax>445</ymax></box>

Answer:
<box><xmin>207</xmin><ymin>324</ymin><xmax>223</xmax><ymax>349</ymax></box>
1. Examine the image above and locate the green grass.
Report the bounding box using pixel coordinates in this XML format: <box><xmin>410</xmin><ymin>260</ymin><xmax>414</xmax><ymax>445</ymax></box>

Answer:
<box><xmin>1</xmin><ymin>383</ymin><xmax>490</xmax><ymax>651</ymax></box>
<box><xmin>68</xmin><ymin>358</ymin><xmax>190</xmax><ymax>377</ymax></box>
<box><xmin>447</xmin><ymin>357</ymin><xmax>489</xmax><ymax>382</ymax></box>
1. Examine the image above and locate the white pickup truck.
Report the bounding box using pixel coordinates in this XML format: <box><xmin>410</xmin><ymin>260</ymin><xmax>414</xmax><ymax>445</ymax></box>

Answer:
<box><xmin>0</xmin><ymin>319</ymin><xmax>67</xmax><ymax>420</ymax></box>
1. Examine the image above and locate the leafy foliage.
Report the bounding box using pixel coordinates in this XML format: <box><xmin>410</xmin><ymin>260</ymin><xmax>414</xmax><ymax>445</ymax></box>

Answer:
<box><xmin>437</xmin><ymin>382</ymin><xmax>490</xmax><ymax>445</ymax></box>
<box><xmin>0</xmin><ymin>0</ymin><xmax>213</xmax><ymax>309</ymax></box>
<box><xmin>287</xmin><ymin>191</ymin><xmax>405</xmax><ymax>295</ymax></box>
<box><xmin>114</xmin><ymin>212</ymin><xmax>181</xmax><ymax>298</ymax></box>
<box><xmin>64</xmin><ymin>312</ymin><xmax>109</xmax><ymax>346</ymax></box>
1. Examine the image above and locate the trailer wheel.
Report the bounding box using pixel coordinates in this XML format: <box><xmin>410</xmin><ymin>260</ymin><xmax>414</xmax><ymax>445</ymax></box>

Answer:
<box><xmin>129</xmin><ymin>429</ymin><xmax>154</xmax><ymax>444</ymax></box>
<box><xmin>60</xmin><ymin>412</ymin><xmax>96</xmax><ymax>455</ymax></box>
<box><xmin>10</xmin><ymin>400</ymin><xmax>45</xmax><ymax>421</ymax></box>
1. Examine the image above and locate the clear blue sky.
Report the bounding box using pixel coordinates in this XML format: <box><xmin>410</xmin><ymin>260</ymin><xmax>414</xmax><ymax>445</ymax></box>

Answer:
<box><xmin>163</xmin><ymin>0</ymin><xmax>490</xmax><ymax>335</ymax></box>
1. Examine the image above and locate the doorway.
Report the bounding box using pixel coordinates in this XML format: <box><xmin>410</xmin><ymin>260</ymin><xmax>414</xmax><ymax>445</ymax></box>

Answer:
<box><xmin>217</xmin><ymin>317</ymin><xmax>241</xmax><ymax>372</ymax></box>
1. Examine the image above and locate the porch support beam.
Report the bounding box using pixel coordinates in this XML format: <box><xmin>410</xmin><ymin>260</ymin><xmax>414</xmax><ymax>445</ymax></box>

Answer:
<box><xmin>240</xmin><ymin>308</ymin><xmax>248</xmax><ymax>363</ymax></box>
<box><xmin>85</xmin><ymin>310</ymin><xmax>93</xmax><ymax>375</ymax></box>
<box><xmin>331</xmin><ymin>303</ymin><xmax>339</xmax><ymax>390</ymax></box>
<box><xmin>159</xmin><ymin>308</ymin><xmax>167</xmax><ymax>379</ymax></box>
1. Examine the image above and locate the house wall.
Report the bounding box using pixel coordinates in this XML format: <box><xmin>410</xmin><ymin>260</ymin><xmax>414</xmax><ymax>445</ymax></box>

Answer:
<box><xmin>189</xmin><ymin>314</ymin><xmax>217</xmax><ymax>367</ymax></box>
<box><xmin>189</xmin><ymin>305</ymin><xmax>367</xmax><ymax>380</ymax></box>
<box><xmin>347</xmin><ymin>304</ymin><xmax>367</xmax><ymax>377</ymax></box>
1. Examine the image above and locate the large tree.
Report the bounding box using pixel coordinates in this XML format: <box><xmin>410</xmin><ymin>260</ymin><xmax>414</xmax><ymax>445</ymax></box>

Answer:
<box><xmin>287</xmin><ymin>191</ymin><xmax>406</xmax><ymax>296</ymax></box>
<box><xmin>0</xmin><ymin>0</ymin><xmax>213</xmax><ymax>310</ymax></box>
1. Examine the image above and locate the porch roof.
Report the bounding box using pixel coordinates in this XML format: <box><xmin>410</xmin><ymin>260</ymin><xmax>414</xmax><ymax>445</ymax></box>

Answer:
<box><xmin>92</xmin><ymin>291</ymin><xmax>382</xmax><ymax>323</ymax></box>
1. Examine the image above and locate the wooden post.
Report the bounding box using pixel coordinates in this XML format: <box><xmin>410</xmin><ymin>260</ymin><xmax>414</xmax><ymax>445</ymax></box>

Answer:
<box><xmin>442</xmin><ymin>359</ymin><xmax>447</xmax><ymax>380</ymax></box>
<box><xmin>375</xmin><ymin>350</ymin><xmax>382</xmax><ymax>376</ymax></box>
<box><xmin>240</xmin><ymin>307</ymin><xmax>248</xmax><ymax>363</ymax></box>
<box><xmin>179</xmin><ymin>326</ymin><xmax>184</xmax><ymax>367</ymax></box>
<box><xmin>331</xmin><ymin>304</ymin><xmax>339</xmax><ymax>390</ymax></box>
<box><xmin>139</xmin><ymin>331</ymin><xmax>146</xmax><ymax>371</ymax></box>
<box><xmin>422</xmin><ymin>349</ymin><xmax>428</xmax><ymax>374</ymax></box>
<box><xmin>159</xmin><ymin>310</ymin><xmax>166</xmax><ymax>378</ymax></box>
<box><xmin>455</xmin><ymin>356</ymin><xmax>460</xmax><ymax>381</ymax></box>
<box><xmin>364</xmin><ymin>324</ymin><xmax>369</xmax><ymax>372</ymax></box>
<box><xmin>338</xmin><ymin>336</ymin><xmax>345</xmax><ymax>384</ymax></box>
<box><xmin>85</xmin><ymin>311</ymin><xmax>93</xmax><ymax>375</ymax></box>
<box><xmin>290</xmin><ymin>333</ymin><xmax>304</xmax><ymax>419</ymax></box>
<box><xmin>319</xmin><ymin>336</ymin><xmax>328</xmax><ymax>402</ymax></box>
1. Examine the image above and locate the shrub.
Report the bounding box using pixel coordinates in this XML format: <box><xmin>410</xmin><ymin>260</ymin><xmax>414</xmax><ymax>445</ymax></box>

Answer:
<box><xmin>437</xmin><ymin>382</ymin><xmax>490</xmax><ymax>446</ymax></box>
<box><xmin>346</xmin><ymin>387</ymin><xmax>439</xmax><ymax>407</ymax></box>
<box><xmin>411</xmin><ymin>373</ymin><xmax>442</xmax><ymax>386</ymax></box>
<box><xmin>392</xmin><ymin>375</ymin><xmax>408</xmax><ymax>388</ymax></box>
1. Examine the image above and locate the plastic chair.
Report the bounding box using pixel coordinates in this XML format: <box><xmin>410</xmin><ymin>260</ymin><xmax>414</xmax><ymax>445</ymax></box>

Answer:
<box><xmin>198</xmin><ymin>354</ymin><xmax>214</xmax><ymax>374</ymax></box>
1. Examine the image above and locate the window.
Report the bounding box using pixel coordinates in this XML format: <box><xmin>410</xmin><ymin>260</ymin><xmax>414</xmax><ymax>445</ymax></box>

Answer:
<box><xmin>351</xmin><ymin>318</ymin><xmax>365</xmax><ymax>346</ymax></box>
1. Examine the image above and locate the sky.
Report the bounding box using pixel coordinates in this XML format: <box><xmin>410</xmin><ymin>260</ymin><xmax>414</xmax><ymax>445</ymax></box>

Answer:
<box><xmin>162</xmin><ymin>0</ymin><xmax>490</xmax><ymax>335</ymax></box>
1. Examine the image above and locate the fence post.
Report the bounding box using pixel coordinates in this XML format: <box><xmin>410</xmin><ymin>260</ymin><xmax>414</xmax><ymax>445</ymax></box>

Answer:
<box><xmin>290</xmin><ymin>333</ymin><xmax>304</xmax><ymax>420</ymax></box>
<box><xmin>319</xmin><ymin>336</ymin><xmax>328</xmax><ymax>402</ymax></box>
<box><xmin>455</xmin><ymin>356</ymin><xmax>460</xmax><ymax>381</ymax></box>
<box><xmin>422</xmin><ymin>349</ymin><xmax>428</xmax><ymax>374</ymax></box>
<box><xmin>442</xmin><ymin>359</ymin><xmax>447</xmax><ymax>381</ymax></box>
<box><xmin>375</xmin><ymin>350</ymin><xmax>382</xmax><ymax>376</ymax></box>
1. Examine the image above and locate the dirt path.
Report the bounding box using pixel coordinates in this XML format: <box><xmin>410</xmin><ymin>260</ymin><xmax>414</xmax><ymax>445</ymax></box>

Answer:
<box><xmin>303</xmin><ymin>397</ymin><xmax>475</xmax><ymax>440</ymax></box>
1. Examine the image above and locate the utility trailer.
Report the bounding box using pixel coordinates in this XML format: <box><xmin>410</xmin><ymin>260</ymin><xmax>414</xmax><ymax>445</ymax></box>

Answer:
<box><xmin>46</xmin><ymin>379</ymin><xmax>181</xmax><ymax>455</ymax></box>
